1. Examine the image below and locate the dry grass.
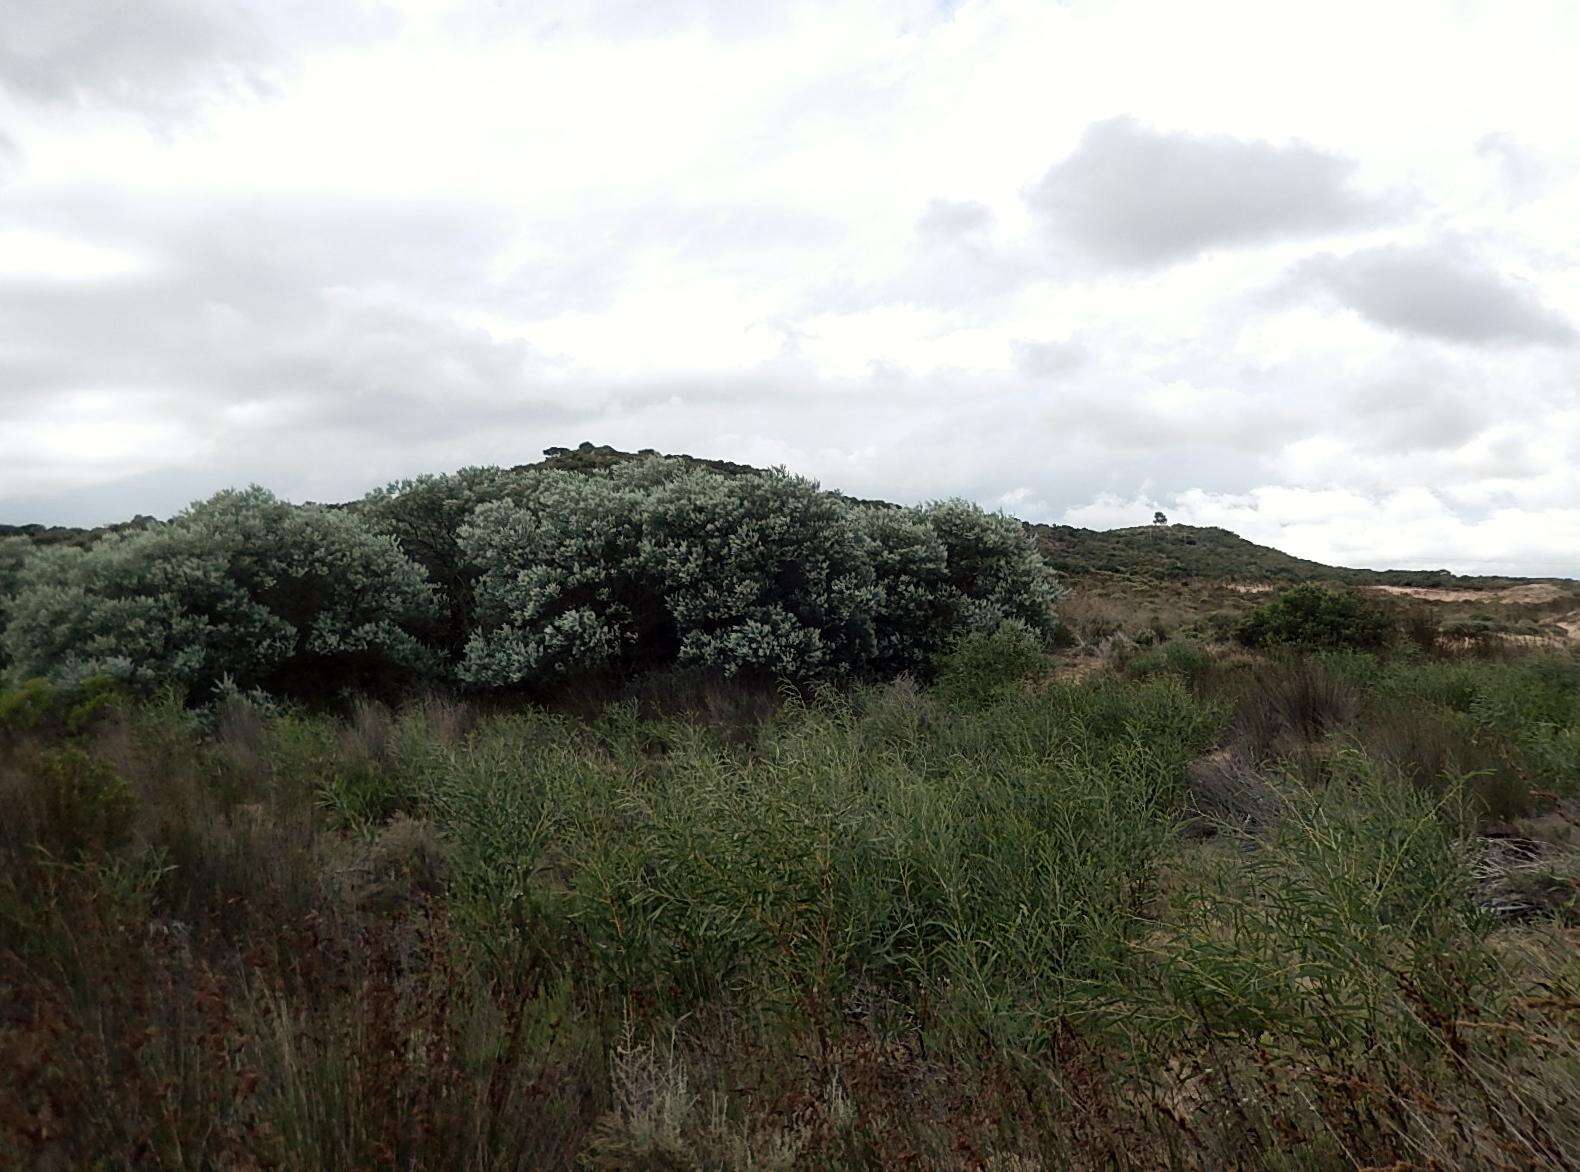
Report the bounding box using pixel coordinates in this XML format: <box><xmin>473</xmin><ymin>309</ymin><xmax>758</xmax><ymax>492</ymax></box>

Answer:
<box><xmin>3</xmin><ymin>651</ymin><xmax>1579</xmax><ymax>1168</ymax></box>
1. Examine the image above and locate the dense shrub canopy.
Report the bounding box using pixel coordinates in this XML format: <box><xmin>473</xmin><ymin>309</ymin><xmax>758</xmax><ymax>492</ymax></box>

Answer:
<box><xmin>361</xmin><ymin>467</ymin><xmax>527</xmax><ymax>657</ymax></box>
<box><xmin>1</xmin><ymin>462</ymin><xmax>1061</xmax><ymax>697</ymax></box>
<box><xmin>457</xmin><ymin>459</ymin><xmax>1060</xmax><ymax>687</ymax></box>
<box><xmin>0</xmin><ymin>537</ymin><xmax>33</xmax><ymax>672</ymax></box>
<box><xmin>2</xmin><ymin>488</ymin><xmax>438</xmax><ymax>699</ymax></box>
<box><xmin>1237</xmin><ymin>584</ymin><xmax>1394</xmax><ymax>652</ymax></box>
<box><xmin>640</xmin><ymin>465</ymin><xmax>880</xmax><ymax>679</ymax></box>
<box><xmin>459</xmin><ymin>469</ymin><xmax>661</xmax><ymax>685</ymax></box>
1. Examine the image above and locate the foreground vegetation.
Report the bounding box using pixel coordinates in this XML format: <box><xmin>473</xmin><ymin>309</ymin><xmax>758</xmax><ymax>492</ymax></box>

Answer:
<box><xmin>3</xmin><ymin>630</ymin><xmax>1578</xmax><ymax>1169</ymax></box>
<box><xmin>4</xmin><ymin>449</ymin><xmax>1579</xmax><ymax>1167</ymax></box>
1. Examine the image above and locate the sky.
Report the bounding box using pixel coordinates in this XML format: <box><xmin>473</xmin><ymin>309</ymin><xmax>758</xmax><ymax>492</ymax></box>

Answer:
<box><xmin>2</xmin><ymin>0</ymin><xmax>1578</xmax><ymax>576</ymax></box>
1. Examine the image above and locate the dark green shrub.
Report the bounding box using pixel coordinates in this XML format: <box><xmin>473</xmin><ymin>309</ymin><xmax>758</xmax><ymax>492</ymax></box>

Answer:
<box><xmin>361</xmin><ymin>467</ymin><xmax>528</xmax><ymax>662</ymax></box>
<box><xmin>0</xmin><ymin>675</ymin><xmax>125</xmax><ymax>737</ymax></box>
<box><xmin>34</xmin><ymin>745</ymin><xmax>134</xmax><ymax>857</ymax></box>
<box><xmin>0</xmin><ymin>678</ymin><xmax>55</xmax><ymax>732</ymax></box>
<box><xmin>1127</xmin><ymin>640</ymin><xmax>1215</xmax><ymax>686</ymax></box>
<box><xmin>1237</xmin><ymin>585</ymin><xmax>1392</xmax><ymax>652</ymax></box>
<box><xmin>0</xmin><ymin>535</ymin><xmax>32</xmax><ymax>672</ymax></box>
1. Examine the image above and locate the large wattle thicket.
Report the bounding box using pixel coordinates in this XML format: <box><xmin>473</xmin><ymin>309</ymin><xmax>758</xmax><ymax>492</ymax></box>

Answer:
<box><xmin>0</xmin><ymin>537</ymin><xmax>33</xmax><ymax>673</ymax></box>
<box><xmin>1</xmin><ymin>488</ymin><xmax>438</xmax><ymax>699</ymax></box>
<box><xmin>458</xmin><ymin>462</ymin><xmax>886</xmax><ymax>685</ymax></box>
<box><xmin>0</xmin><ymin>459</ymin><xmax>1061</xmax><ymax>699</ymax></box>
<box><xmin>455</xmin><ymin>459</ymin><xmax>1059</xmax><ymax>687</ymax></box>
<box><xmin>360</xmin><ymin>466</ymin><xmax>528</xmax><ymax>660</ymax></box>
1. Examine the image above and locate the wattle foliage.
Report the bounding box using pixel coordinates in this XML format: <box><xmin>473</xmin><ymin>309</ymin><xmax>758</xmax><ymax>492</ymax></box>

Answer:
<box><xmin>1</xmin><ymin>461</ymin><xmax>1060</xmax><ymax>698</ymax></box>
<box><xmin>2</xmin><ymin>488</ymin><xmax>438</xmax><ymax>699</ymax></box>
<box><xmin>458</xmin><ymin>459</ymin><xmax>1059</xmax><ymax>687</ymax></box>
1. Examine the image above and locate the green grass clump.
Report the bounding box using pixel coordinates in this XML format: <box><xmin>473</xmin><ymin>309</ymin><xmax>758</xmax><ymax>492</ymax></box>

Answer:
<box><xmin>426</xmin><ymin>672</ymin><xmax>1222</xmax><ymax>1042</ymax></box>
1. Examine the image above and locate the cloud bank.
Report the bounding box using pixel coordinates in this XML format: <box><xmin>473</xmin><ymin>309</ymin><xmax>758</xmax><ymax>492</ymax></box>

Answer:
<box><xmin>2</xmin><ymin>0</ymin><xmax>1579</xmax><ymax>577</ymax></box>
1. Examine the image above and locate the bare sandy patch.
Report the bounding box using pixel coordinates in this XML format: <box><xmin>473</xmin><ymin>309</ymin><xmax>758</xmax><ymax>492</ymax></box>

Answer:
<box><xmin>1367</xmin><ymin>583</ymin><xmax>1571</xmax><ymax>605</ymax></box>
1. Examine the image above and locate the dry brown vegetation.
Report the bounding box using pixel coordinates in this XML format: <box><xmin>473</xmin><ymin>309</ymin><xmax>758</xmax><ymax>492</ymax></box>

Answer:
<box><xmin>2</xmin><ymin>616</ymin><xmax>1579</xmax><ymax>1169</ymax></box>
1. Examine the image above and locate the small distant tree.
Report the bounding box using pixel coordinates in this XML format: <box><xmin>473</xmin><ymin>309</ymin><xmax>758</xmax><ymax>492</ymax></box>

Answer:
<box><xmin>1153</xmin><ymin>511</ymin><xmax>1168</xmax><ymax>526</ymax></box>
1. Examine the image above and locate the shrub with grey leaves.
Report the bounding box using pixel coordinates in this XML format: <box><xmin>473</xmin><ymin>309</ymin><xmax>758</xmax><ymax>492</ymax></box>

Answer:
<box><xmin>2</xmin><ymin>488</ymin><xmax>438</xmax><ymax>699</ymax></box>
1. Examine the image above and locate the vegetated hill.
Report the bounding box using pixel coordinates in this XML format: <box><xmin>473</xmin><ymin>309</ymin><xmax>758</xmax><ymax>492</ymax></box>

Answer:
<box><xmin>2</xmin><ymin>442</ymin><xmax>1567</xmax><ymax>589</ymax></box>
<box><xmin>1029</xmin><ymin>521</ymin><xmax>1562</xmax><ymax>589</ymax></box>
<box><xmin>0</xmin><ymin>515</ymin><xmax>160</xmax><ymax>549</ymax></box>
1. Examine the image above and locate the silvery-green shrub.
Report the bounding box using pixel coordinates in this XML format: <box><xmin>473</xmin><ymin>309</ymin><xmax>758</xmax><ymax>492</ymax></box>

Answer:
<box><xmin>0</xmin><ymin>536</ymin><xmax>34</xmax><ymax>674</ymax></box>
<box><xmin>1</xmin><ymin>488</ymin><xmax>438</xmax><ymax>699</ymax></box>
<box><xmin>458</xmin><ymin>470</ymin><xmax>657</xmax><ymax>686</ymax></box>
<box><xmin>458</xmin><ymin>461</ymin><xmax>1059</xmax><ymax>689</ymax></box>
<box><xmin>859</xmin><ymin>500</ymin><xmax>1062</xmax><ymax>674</ymax></box>
<box><xmin>639</xmin><ymin>465</ymin><xmax>879</xmax><ymax>678</ymax></box>
<box><xmin>361</xmin><ymin>466</ymin><xmax>527</xmax><ymax>660</ymax></box>
<box><xmin>855</xmin><ymin>506</ymin><xmax>956</xmax><ymax>674</ymax></box>
<box><xmin>460</xmin><ymin>460</ymin><xmax>882</xmax><ymax>685</ymax></box>
<box><xmin>920</xmin><ymin>499</ymin><xmax>1062</xmax><ymax>639</ymax></box>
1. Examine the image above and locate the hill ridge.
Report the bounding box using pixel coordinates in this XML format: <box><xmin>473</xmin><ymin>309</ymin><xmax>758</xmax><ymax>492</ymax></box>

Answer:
<box><xmin>3</xmin><ymin>443</ymin><xmax>1570</xmax><ymax>589</ymax></box>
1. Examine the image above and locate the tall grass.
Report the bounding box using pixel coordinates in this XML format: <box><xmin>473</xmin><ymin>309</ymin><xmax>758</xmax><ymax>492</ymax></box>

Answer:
<box><xmin>3</xmin><ymin>651</ymin><xmax>1579</xmax><ymax>1167</ymax></box>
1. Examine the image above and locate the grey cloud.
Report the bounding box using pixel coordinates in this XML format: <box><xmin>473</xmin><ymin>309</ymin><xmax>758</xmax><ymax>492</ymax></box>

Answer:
<box><xmin>0</xmin><ymin>195</ymin><xmax>518</xmax><ymax>403</ymax></box>
<box><xmin>1011</xmin><ymin>338</ymin><xmax>1087</xmax><ymax>378</ymax></box>
<box><xmin>0</xmin><ymin>188</ymin><xmax>863</xmax><ymax>517</ymax></box>
<box><xmin>1291</xmin><ymin>243</ymin><xmax>1575</xmax><ymax>347</ymax></box>
<box><xmin>1477</xmin><ymin>132</ymin><xmax>1548</xmax><ymax>204</ymax></box>
<box><xmin>916</xmin><ymin>198</ymin><xmax>994</xmax><ymax>241</ymax></box>
<box><xmin>0</xmin><ymin>194</ymin><xmax>583</xmax><ymax>451</ymax></box>
<box><xmin>0</xmin><ymin>0</ymin><xmax>394</xmax><ymax>120</ymax></box>
<box><xmin>1349</xmin><ymin>384</ymin><xmax>1490</xmax><ymax>454</ymax></box>
<box><xmin>903</xmin><ymin>199</ymin><xmax>1031</xmax><ymax>307</ymax></box>
<box><xmin>1026</xmin><ymin>116</ymin><xmax>1399</xmax><ymax>269</ymax></box>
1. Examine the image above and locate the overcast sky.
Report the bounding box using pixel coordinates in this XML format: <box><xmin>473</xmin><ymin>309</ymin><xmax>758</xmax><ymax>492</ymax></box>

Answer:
<box><xmin>2</xmin><ymin>0</ymin><xmax>1578</xmax><ymax>575</ymax></box>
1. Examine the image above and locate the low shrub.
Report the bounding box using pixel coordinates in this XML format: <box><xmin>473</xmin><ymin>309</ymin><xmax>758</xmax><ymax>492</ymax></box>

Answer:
<box><xmin>0</xmin><ymin>675</ymin><xmax>126</xmax><ymax>738</ymax></box>
<box><xmin>1124</xmin><ymin>639</ymin><xmax>1214</xmax><ymax>686</ymax></box>
<box><xmin>1237</xmin><ymin>584</ymin><xmax>1393</xmax><ymax>652</ymax></box>
<box><xmin>933</xmin><ymin>621</ymin><xmax>1046</xmax><ymax>708</ymax></box>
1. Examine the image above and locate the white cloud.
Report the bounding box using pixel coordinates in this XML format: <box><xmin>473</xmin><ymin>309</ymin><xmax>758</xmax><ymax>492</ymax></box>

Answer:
<box><xmin>1</xmin><ymin>0</ymin><xmax>1578</xmax><ymax>577</ymax></box>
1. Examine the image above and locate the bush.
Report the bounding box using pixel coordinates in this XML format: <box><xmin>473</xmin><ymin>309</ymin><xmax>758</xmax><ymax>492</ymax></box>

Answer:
<box><xmin>1237</xmin><ymin>584</ymin><xmax>1393</xmax><ymax>652</ymax></box>
<box><xmin>855</xmin><ymin>506</ymin><xmax>956</xmax><ymax>674</ymax></box>
<box><xmin>1125</xmin><ymin>639</ymin><xmax>1215</xmax><ymax>686</ymax></box>
<box><xmin>934</xmin><ymin>621</ymin><xmax>1047</xmax><ymax>708</ymax></box>
<box><xmin>0</xmin><ymin>536</ymin><xmax>33</xmax><ymax>674</ymax></box>
<box><xmin>640</xmin><ymin>464</ymin><xmax>879</xmax><ymax>679</ymax></box>
<box><xmin>459</xmin><ymin>469</ymin><xmax>663</xmax><ymax>687</ymax></box>
<box><xmin>4</xmin><ymin>463</ymin><xmax>1061</xmax><ymax>699</ymax></box>
<box><xmin>920</xmin><ymin>500</ymin><xmax>1062</xmax><ymax>642</ymax></box>
<box><xmin>460</xmin><ymin>460</ymin><xmax>1059</xmax><ymax>688</ymax></box>
<box><xmin>360</xmin><ymin>467</ymin><xmax>528</xmax><ymax>662</ymax></box>
<box><xmin>1</xmin><ymin>488</ymin><xmax>439</xmax><ymax>701</ymax></box>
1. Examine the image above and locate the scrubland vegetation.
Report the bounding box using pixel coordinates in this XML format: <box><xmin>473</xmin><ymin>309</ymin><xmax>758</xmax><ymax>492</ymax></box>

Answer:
<box><xmin>2</xmin><ymin>450</ymin><xmax>1579</xmax><ymax>1169</ymax></box>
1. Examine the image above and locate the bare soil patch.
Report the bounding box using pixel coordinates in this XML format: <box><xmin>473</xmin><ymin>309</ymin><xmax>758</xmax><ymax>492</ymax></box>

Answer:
<box><xmin>1367</xmin><ymin>583</ymin><xmax>1570</xmax><ymax>605</ymax></box>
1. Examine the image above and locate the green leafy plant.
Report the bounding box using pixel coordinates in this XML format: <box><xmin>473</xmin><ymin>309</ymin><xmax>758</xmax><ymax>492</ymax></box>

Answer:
<box><xmin>2</xmin><ymin>488</ymin><xmax>439</xmax><ymax>701</ymax></box>
<box><xmin>1237</xmin><ymin>584</ymin><xmax>1393</xmax><ymax>652</ymax></box>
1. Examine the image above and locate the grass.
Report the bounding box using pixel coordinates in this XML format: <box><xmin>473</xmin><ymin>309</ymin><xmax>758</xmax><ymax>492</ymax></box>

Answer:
<box><xmin>2</xmin><ymin>641</ymin><xmax>1580</xmax><ymax>1168</ymax></box>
